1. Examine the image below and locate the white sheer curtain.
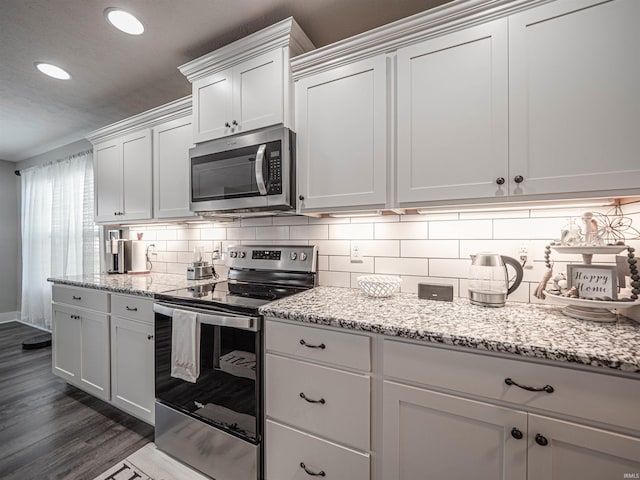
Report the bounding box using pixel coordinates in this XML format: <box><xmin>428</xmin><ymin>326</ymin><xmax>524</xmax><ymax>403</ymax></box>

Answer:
<box><xmin>20</xmin><ymin>151</ymin><xmax>99</xmax><ymax>330</ymax></box>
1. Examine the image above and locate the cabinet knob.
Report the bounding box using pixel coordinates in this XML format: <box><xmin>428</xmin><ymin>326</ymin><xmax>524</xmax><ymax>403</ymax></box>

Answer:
<box><xmin>299</xmin><ymin>195</ymin><xmax>304</xmax><ymax>201</ymax></box>
<box><xmin>510</xmin><ymin>427</ymin><xmax>523</xmax><ymax>440</ymax></box>
<box><xmin>72</xmin><ymin>296</ymin><xmax>81</xmax><ymax>300</ymax></box>
<box><xmin>232</xmin><ymin>120</ymin><xmax>238</xmax><ymax>126</ymax></box>
<box><xmin>299</xmin><ymin>462</ymin><xmax>326</xmax><ymax>477</ymax></box>
<box><xmin>535</xmin><ymin>433</ymin><xmax>549</xmax><ymax>446</ymax></box>
<box><xmin>147</xmin><ymin>335</ymin><xmax>154</xmax><ymax>340</ymax></box>
<box><xmin>514</xmin><ymin>175</ymin><xmax>524</xmax><ymax>184</ymax></box>
<box><xmin>496</xmin><ymin>177</ymin><xmax>505</xmax><ymax>185</ymax></box>
<box><xmin>225</xmin><ymin>122</ymin><xmax>231</xmax><ymax>128</ymax></box>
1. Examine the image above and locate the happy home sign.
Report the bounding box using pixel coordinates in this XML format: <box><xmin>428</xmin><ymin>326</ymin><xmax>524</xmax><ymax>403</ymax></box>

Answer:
<box><xmin>568</xmin><ymin>265</ymin><xmax>617</xmax><ymax>300</ymax></box>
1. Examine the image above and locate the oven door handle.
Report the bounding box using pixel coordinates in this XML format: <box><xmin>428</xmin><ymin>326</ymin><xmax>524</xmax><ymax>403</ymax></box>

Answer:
<box><xmin>255</xmin><ymin>143</ymin><xmax>268</xmax><ymax>195</ymax></box>
<box><xmin>153</xmin><ymin>303</ymin><xmax>259</xmax><ymax>332</ymax></box>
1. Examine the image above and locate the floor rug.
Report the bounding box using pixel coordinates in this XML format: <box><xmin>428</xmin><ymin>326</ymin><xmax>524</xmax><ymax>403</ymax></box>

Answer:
<box><xmin>93</xmin><ymin>443</ymin><xmax>209</xmax><ymax>480</ymax></box>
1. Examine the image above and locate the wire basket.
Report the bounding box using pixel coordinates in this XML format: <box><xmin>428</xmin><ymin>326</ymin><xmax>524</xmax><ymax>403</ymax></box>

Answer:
<box><xmin>357</xmin><ymin>275</ymin><xmax>402</xmax><ymax>298</ymax></box>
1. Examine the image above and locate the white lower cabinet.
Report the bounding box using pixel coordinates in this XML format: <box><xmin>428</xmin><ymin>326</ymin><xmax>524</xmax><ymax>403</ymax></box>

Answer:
<box><xmin>383</xmin><ymin>380</ymin><xmax>527</xmax><ymax>480</ymax></box>
<box><xmin>52</xmin><ymin>303</ymin><xmax>110</xmax><ymax>401</ymax></box>
<box><xmin>265</xmin><ymin>319</ymin><xmax>372</xmax><ymax>479</ymax></box>
<box><xmin>110</xmin><ymin>316</ymin><xmax>155</xmax><ymax>424</ymax></box>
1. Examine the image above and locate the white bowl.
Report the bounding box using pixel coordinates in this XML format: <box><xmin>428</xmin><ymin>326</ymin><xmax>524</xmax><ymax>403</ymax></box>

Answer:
<box><xmin>357</xmin><ymin>275</ymin><xmax>402</xmax><ymax>298</ymax></box>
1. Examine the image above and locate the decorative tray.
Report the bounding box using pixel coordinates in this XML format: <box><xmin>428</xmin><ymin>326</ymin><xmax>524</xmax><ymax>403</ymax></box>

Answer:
<box><xmin>543</xmin><ymin>290</ymin><xmax>639</xmax><ymax>322</ymax></box>
<box><xmin>551</xmin><ymin>245</ymin><xmax>628</xmax><ymax>255</ymax></box>
<box><xmin>543</xmin><ymin>291</ymin><xmax>637</xmax><ymax>309</ymax></box>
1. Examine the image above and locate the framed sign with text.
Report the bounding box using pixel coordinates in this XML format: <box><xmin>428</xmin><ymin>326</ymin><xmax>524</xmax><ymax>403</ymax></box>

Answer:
<box><xmin>566</xmin><ymin>264</ymin><xmax>618</xmax><ymax>300</ymax></box>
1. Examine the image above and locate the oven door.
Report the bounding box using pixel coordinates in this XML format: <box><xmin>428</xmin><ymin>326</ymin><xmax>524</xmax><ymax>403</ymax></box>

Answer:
<box><xmin>189</xmin><ymin>125</ymin><xmax>294</xmax><ymax>213</ymax></box>
<box><xmin>153</xmin><ymin>302</ymin><xmax>262</xmax><ymax>444</ymax></box>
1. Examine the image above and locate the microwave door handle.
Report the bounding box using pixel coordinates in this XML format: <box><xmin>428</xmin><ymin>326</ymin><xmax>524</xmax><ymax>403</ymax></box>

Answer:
<box><xmin>255</xmin><ymin>143</ymin><xmax>267</xmax><ymax>195</ymax></box>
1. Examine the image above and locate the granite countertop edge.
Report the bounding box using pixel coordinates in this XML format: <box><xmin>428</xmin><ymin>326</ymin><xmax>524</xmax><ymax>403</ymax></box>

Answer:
<box><xmin>48</xmin><ymin>277</ymin><xmax>154</xmax><ymax>297</ymax></box>
<box><xmin>259</xmin><ymin>288</ymin><xmax>640</xmax><ymax>375</ymax></box>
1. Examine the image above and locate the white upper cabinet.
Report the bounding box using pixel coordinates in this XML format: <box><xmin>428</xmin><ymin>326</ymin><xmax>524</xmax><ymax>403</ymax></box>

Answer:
<box><xmin>153</xmin><ymin>114</ymin><xmax>195</xmax><ymax>219</ymax></box>
<box><xmin>396</xmin><ymin>19</ymin><xmax>508</xmax><ymax>205</ymax></box>
<box><xmin>181</xmin><ymin>18</ymin><xmax>314</xmax><ymax>144</ymax></box>
<box><xmin>296</xmin><ymin>55</ymin><xmax>388</xmax><ymax>211</ymax></box>
<box><xmin>94</xmin><ymin>129</ymin><xmax>152</xmax><ymax>223</ymax></box>
<box><xmin>508</xmin><ymin>0</ymin><xmax>640</xmax><ymax>196</ymax></box>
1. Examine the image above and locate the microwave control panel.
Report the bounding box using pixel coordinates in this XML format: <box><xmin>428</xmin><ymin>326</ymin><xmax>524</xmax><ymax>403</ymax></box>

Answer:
<box><xmin>267</xmin><ymin>149</ymin><xmax>282</xmax><ymax>195</ymax></box>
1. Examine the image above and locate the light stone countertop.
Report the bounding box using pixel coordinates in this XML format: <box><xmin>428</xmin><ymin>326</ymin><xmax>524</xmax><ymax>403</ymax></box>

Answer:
<box><xmin>259</xmin><ymin>286</ymin><xmax>640</xmax><ymax>374</ymax></box>
<box><xmin>48</xmin><ymin>272</ymin><xmax>220</xmax><ymax>297</ymax></box>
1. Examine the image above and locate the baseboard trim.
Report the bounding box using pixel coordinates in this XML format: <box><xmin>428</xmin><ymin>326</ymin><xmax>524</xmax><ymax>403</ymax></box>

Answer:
<box><xmin>15</xmin><ymin>319</ymin><xmax>51</xmax><ymax>333</ymax></box>
<box><xmin>0</xmin><ymin>311</ymin><xmax>19</xmax><ymax>323</ymax></box>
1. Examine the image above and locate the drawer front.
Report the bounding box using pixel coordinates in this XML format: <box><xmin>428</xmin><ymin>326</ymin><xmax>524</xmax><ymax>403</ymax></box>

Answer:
<box><xmin>111</xmin><ymin>294</ymin><xmax>153</xmax><ymax>324</ymax></box>
<box><xmin>384</xmin><ymin>339</ymin><xmax>640</xmax><ymax>432</ymax></box>
<box><xmin>266</xmin><ymin>420</ymin><xmax>370</xmax><ymax>480</ymax></box>
<box><xmin>266</xmin><ymin>354</ymin><xmax>370</xmax><ymax>451</ymax></box>
<box><xmin>266</xmin><ymin>320</ymin><xmax>371</xmax><ymax>371</ymax></box>
<box><xmin>52</xmin><ymin>285</ymin><xmax>109</xmax><ymax>313</ymax></box>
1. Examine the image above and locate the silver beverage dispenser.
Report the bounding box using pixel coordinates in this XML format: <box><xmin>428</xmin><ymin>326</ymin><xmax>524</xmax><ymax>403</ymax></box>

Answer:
<box><xmin>107</xmin><ymin>229</ymin><xmax>132</xmax><ymax>274</ymax></box>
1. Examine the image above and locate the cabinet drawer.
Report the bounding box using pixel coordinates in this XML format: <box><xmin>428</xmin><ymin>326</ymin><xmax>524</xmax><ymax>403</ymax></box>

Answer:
<box><xmin>52</xmin><ymin>285</ymin><xmax>109</xmax><ymax>313</ymax></box>
<box><xmin>266</xmin><ymin>320</ymin><xmax>370</xmax><ymax>371</ymax></box>
<box><xmin>111</xmin><ymin>294</ymin><xmax>153</xmax><ymax>324</ymax></box>
<box><xmin>384</xmin><ymin>339</ymin><xmax>640</xmax><ymax>432</ymax></box>
<box><xmin>266</xmin><ymin>354</ymin><xmax>370</xmax><ymax>451</ymax></box>
<box><xmin>266</xmin><ymin>420</ymin><xmax>370</xmax><ymax>480</ymax></box>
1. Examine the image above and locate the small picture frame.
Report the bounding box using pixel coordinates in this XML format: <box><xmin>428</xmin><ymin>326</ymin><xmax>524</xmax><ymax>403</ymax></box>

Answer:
<box><xmin>566</xmin><ymin>264</ymin><xmax>618</xmax><ymax>300</ymax></box>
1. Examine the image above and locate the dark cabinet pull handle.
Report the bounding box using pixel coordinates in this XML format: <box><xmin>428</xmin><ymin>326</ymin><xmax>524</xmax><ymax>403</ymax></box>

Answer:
<box><xmin>514</xmin><ymin>175</ymin><xmax>524</xmax><ymax>184</ymax></box>
<box><xmin>126</xmin><ymin>306</ymin><xmax>138</xmax><ymax>311</ymax></box>
<box><xmin>299</xmin><ymin>339</ymin><xmax>325</xmax><ymax>349</ymax></box>
<box><xmin>300</xmin><ymin>462</ymin><xmax>326</xmax><ymax>477</ymax></box>
<box><xmin>72</xmin><ymin>296</ymin><xmax>81</xmax><ymax>300</ymax></box>
<box><xmin>299</xmin><ymin>194</ymin><xmax>305</xmax><ymax>201</ymax></box>
<box><xmin>147</xmin><ymin>335</ymin><xmax>154</xmax><ymax>340</ymax></box>
<box><xmin>535</xmin><ymin>433</ymin><xmax>548</xmax><ymax>446</ymax></box>
<box><xmin>300</xmin><ymin>392</ymin><xmax>326</xmax><ymax>404</ymax></box>
<box><xmin>232</xmin><ymin>120</ymin><xmax>238</xmax><ymax>126</ymax></box>
<box><xmin>511</xmin><ymin>427</ymin><xmax>523</xmax><ymax>440</ymax></box>
<box><xmin>496</xmin><ymin>177</ymin><xmax>505</xmax><ymax>185</ymax></box>
<box><xmin>505</xmin><ymin>377</ymin><xmax>554</xmax><ymax>393</ymax></box>
<box><xmin>225</xmin><ymin>122</ymin><xmax>231</xmax><ymax>128</ymax></box>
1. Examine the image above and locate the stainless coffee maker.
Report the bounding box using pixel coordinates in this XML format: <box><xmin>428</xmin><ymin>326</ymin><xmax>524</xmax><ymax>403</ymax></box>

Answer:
<box><xmin>107</xmin><ymin>230</ymin><xmax>132</xmax><ymax>274</ymax></box>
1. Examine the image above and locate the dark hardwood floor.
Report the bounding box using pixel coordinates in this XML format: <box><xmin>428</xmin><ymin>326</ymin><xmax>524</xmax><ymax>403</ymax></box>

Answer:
<box><xmin>0</xmin><ymin>321</ymin><xmax>154</xmax><ymax>480</ymax></box>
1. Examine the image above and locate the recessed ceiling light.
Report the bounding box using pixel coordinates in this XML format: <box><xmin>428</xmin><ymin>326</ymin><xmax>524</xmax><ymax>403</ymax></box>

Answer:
<box><xmin>35</xmin><ymin>62</ymin><xmax>71</xmax><ymax>80</ymax></box>
<box><xmin>104</xmin><ymin>8</ymin><xmax>144</xmax><ymax>35</ymax></box>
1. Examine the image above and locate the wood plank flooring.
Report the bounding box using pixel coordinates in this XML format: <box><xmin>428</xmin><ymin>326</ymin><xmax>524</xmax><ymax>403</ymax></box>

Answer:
<box><xmin>0</xmin><ymin>321</ymin><xmax>154</xmax><ymax>480</ymax></box>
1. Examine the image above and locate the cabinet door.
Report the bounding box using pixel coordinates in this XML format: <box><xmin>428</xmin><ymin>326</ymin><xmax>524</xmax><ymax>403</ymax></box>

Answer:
<box><xmin>383</xmin><ymin>381</ymin><xmax>527</xmax><ymax>480</ymax></box>
<box><xmin>111</xmin><ymin>316</ymin><xmax>155</xmax><ymax>424</ymax></box>
<box><xmin>296</xmin><ymin>55</ymin><xmax>387</xmax><ymax>211</ymax></box>
<box><xmin>94</xmin><ymin>139</ymin><xmax>123</xmax><ymax>222</ymax></box>
<box><xmin>121</xmin><ymin>129</ymin><xmax>152</xmax><ymax>221</ymax></box>
<box><xmin>232</xmin><ymin>49</ymin><xmax>283</xmax><ymax>135</ymax></box>
<box><xmin>79</xmin><ymin>309</ymin><xmax>110</xmax><ymax>401</ymax></box>
<box><xmin>396</xmin><ymin>19</ymin><xmax>508</xmax><ymax>204</ymax></box>
<box><xmin>192</xmin><ymin>68</ymin><xmax>233</xmax><ymax>143</ymax></box>
<box><xmin>509</xmin><ymin>0</ymin><xmax>640</xmax><ymax>196</ymax></box>
<box><xmin>52</xmin><ymin>305</ymin><xmax>81</xmax><ymax>382</ymax></box>
<box><xmin>153</xmin><ymin>116</ymin><xmax>195</xmax><ymax>219</ymax></box>
<box><xmin>528</xmin><ymin>414</ymin><xmax>640</xmax><ymax>480</ymax></box>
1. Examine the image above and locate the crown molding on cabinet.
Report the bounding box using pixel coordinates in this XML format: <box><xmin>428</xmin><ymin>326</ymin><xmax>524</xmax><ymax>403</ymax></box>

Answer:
<box><xmin>292</xmin><ymin>0</ymin><xmax>553</xmax><ymax>79</ymax></box>
<box><xmin>179</xmin><ymin>17</ymin><xmax>315</xmax><ymax>83</ymax></box>
<box><xmin>86</xmin><ymin>96</ymin><xmax>192</xmax><ymax>144</ymax></box>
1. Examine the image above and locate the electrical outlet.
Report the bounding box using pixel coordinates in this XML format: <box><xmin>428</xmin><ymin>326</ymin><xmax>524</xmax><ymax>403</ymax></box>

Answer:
<box><xmin>212</xmin><ymin>241</ymin><xmax>221</xmax><ymax>260</ymax></box>
<box><xmin>350</xmin><ymin>243</ymin><xmax>363</xmax><ymax>263</ymax></box>
<box><xmin>519</xmin><ymin>242</ymin><xmax>534</xmax><ymax>269</ymax></box>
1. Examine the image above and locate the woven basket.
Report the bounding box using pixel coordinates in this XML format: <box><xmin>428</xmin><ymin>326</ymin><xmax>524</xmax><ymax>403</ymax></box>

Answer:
<box><xmin>357</xmin><ymin>275</ymin><xmax>402</xmax><ymax>298</ymax></box>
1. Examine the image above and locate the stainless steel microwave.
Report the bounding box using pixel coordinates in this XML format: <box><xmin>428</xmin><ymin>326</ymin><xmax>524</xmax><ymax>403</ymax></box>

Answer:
<box><xmin>189</xmin><ymin>125</ymin><xmax>295</xmax><ymax>214</ymax></box>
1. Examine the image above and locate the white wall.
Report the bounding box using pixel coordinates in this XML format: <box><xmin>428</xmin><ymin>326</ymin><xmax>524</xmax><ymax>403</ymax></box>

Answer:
<box><xmin>126</xmin><ymin>202</ymin><xmax>640</xmax><ymax>304</ymax></box>
<box><xmin>0</xmin><ymin>160</ymin><xmax>20</xmax><ymax>317</ymax></box>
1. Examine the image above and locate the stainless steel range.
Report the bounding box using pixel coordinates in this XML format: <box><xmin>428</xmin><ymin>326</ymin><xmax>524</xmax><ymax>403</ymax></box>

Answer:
<box><xmin>152</xmin><ymin>245</ymin><xmax>317</xmax><ymax>480</ymax></box>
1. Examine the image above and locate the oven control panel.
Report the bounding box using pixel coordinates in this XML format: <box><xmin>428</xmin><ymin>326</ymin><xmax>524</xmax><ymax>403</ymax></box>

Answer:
<box><xmin>227</xmin><ymin>245</ymin><xmax>317</xmax><ymax>273</ymax></box>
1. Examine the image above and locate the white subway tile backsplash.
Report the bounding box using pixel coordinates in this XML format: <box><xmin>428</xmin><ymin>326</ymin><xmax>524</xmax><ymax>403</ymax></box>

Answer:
<box><xmin>354</xmin><ymin>240</ymin><xmax>400</xmax><ymax>257</ymax></box>
<box><xmin>227</xmin><ymin>227</ymin><xmax>256</xmax><ymax>240</ymax></box>
<box><xmin>308</xmin><ymin>216</ymin><xmax>350</xmax><ymax>224</ymax></box>
<box><xmin>459</xmin><ymin>239</ymin><xmax>524</xmax><ymax>259</ymax></box>
<box><xmin>459</xmin><ymin>209</ymin><xmax>529</xmax><ymax>220</ymax></box>
<box><xmin>176</xmin><ymin>228</ymin><xmax>200</xmax><ymax>241</ymax></box>
<box><xmin>375</xmin><ymin>257</ymin><xmax>428</xmax><ymax>276</ymax></box>
<box><xmin>188</xmin><ymin>240</ymin><xmax>213</xmax><ymax>252</ymax></box>
<box><xmin>317</xmin><ymin>255</ymin><xmax>329</xmax><ymax>271</ymax></box>
<box><xmin>329</xmin><ymin>256</ymin><xmax>374</xmax><ymax>273</ymax></box>
<box><xmin>200</xmin><ymin>228</ymin><xmax>227</xmax><ymax>240</ymax></box>
<box><xmin>350</xmin><ymin>215</ymin><xmax>400</xmax><ymax>224</ymax></box>
<box><xmin>156</xmin><ymin>251</ymin><xmax>177</xmax><ymax>263</ymax></box>
<box><xmin>166</xmin><ymin>263</ymin><xmax>186</xmax><ymax>275</ymax></box>
<box><xmin>429</xmin><ymin>220</ymin><xmax>492</xmax><ymax>239</ymax></box>
<box><xmin>401</xmin><ymin>213</ymin><xmax>459</xmax><ymax>222</ymax></box>
<box><xmin>165</xmin><ymin>240</ymin><xmax>189</xmax><ymax>252</ymax></box>
<box><xmin>375</xmin><ymin>222</ymin><xmax>428</xmax><ymax>240</ymax></box>
<box><xmin>318</xmin><ymin>271</ymin><xmax>351</xmax><ymax>288</ymax></box>
<box><xmin>156</xmin><ymin>229</ymin><xmax>177</xmax><ymax>241</ymax></box>
<box><xmin>401</xmin><ymin>240</ymin><xmax>457</xmax><ymax>258</ymax></box>
<box><xmin>272</xmin><ymin>215</ymin><xmax>309</xmax><ymax>225</ymax></box>
<box><xmin>315</xmin><ymin>240</ymin><xmax>350</xmax><ymax>256</ymax></box>
<box><xmin>255</xmin><ymin>226</ymin><xmax>290</xmax><ymax>240</ymax></box>
<box><xmin>329</xmin><ymin>223</ymin><xmax>374</xmax><ymax>240</ymax></box>
<box><xmin>241</xmin><ymin>217</ymin><xmax>273</xmax><ymax>227</ymax></box>
<box><xmin>291</xmin><ymin>225</ymin><xmax>329</xmax><ymax>240</ymax></box>
<box><xmin>428</xmin><ymin>258</ymin><xmax>470</xmax><ymax>278</ymax></box>
<box><xmin>492</xmin><ymin>217</ymin><xmax>566</xmax><ymax>239</ymax></box>
<box><xmin>177</xmin><ymin>252</ymin><xmax>194</xmax><ymax>264</ymax></box>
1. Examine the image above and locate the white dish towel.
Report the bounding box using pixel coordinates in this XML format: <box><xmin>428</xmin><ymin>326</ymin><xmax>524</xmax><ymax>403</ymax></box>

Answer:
<box><xmin>171</xmin><ymin>309</ymin><xmax>200</xmax><ymax>383</ymax></box>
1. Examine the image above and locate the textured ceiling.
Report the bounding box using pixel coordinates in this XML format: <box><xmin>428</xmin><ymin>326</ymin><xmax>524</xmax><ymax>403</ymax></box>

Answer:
<box><xmin>0</xmin><ymin>0</ymin><xmax>450</xmax><ymax>162</ymax></box>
